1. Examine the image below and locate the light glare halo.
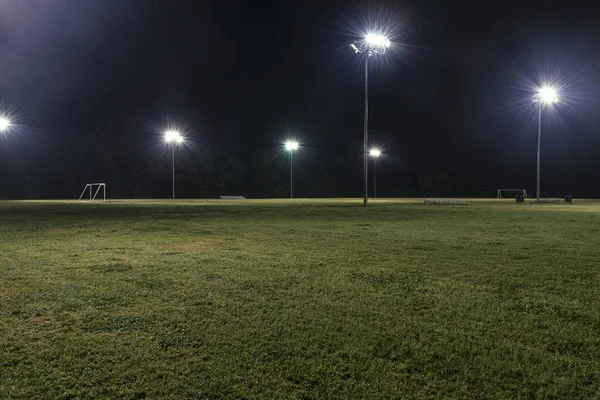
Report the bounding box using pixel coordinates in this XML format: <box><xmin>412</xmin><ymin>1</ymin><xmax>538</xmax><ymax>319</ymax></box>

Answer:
<box><xmin>164</xmin><ymin>129</ymin><xmax>184</xmax><ymax>144</ymax></box>
<box><xmin>364</xmin><ymin>33</ymin><xmax>390</xmax><ymax>48</ymax></box>
<box><xmin>285</xmin><ymin>141</ymin><xmax>299</xmax><ymax>151</ymax></box>
<box><xmin>0</xmin><ymin>116</ymin><xmax>11</xmax><ymax>132</ymax></box>
<box><xmin>369</xmin><ymin>148</ymin><xmax>381</xmax><ymax>157</ymax></box>
<box><xmin>535</xmin><ymin>86</ymin><xmax>559</xmax><ymax>105</ymax></box>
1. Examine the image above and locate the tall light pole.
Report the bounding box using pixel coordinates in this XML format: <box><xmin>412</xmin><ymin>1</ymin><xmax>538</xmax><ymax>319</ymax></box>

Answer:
<box><xmin>351</xmin><ymin>33</ymin><xmax>390</xmax><ymax>207</ymax></box>
<box><xmin>285</xmin><ymin>141</ymin><xmax>299</xmax><ymax>199</ymax></box>
<box><xmin>164</xmin><ymin>130</ymin><xmax>184</xmax><ymax>199</ymax></box>
<box><xmin>369</xmin><ymin>148</ymin><xmax>381</xmax><ymax>198</ymax></box>
<box><xmin>532</xmin><ymin>86</ymin><xmax>559</xmax><ymax>201</ymax></box>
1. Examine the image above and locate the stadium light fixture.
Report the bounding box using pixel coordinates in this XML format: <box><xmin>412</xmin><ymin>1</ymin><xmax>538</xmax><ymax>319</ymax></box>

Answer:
<box><xmin>365</xmin><ymin>34</ymin><xmax>391</xmax><ymax>49</ymax></box>
<box><xmin>284</xmin><ymin>141</ymin><xmax>300</xmax><ymax>199</ymax></box>
<box><xmin>534</xmin><ymin>86</ymin><xmax>559</xmax><ymax>105</ymax></box>
<box><xmin>532</xmin><ymin>86</ymin><xmax>559</xmax><ymax>201</ymax></box>
<box><xmin>164</xmin><ymin>130</ymin><xmax>184</xmax><ymax>199</ymax></box>
<box><xmin>369</xmin><ymin>148</ymin><xmax>382</xmax><ymax>198</ymax></box>
<box><xmin>285</xmin><ymin>141</ymin><xmax>299</xmax><ymax>152</ymax></box>
<box><xmin>0</xmin><ymin>116</ymin><xmax>11</xmax><ymax>132</ymax></box>
<box><xmin>164</xmin><ymin>129</ymin><xmax>184</xmax><ymax>144</ymax></box>
<box><xmin>350</xmin><ymin>32</ymin><xmax>391</xmax><ymax>207</ymax></box>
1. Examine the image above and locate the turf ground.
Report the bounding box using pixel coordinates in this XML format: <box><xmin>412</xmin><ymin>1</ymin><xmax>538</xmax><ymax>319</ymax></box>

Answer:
<box><xmin>1</xmin><ymin>199</ymin><xmax>599</xmax><ymax>399</ymax></box>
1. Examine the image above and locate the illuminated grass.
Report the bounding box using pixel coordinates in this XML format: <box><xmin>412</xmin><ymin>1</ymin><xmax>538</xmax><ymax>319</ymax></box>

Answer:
<box><xmin>1</xmin><ymin>199</ymin><xmax>599</xmax><ymax>398</ymax></box>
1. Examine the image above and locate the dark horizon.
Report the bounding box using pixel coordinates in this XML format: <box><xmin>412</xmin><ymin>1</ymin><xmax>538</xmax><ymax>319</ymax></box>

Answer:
<box><xmin>1</xmin><ymin>0</ymin><xmax>600</xmax><ymax>199</ymax></box>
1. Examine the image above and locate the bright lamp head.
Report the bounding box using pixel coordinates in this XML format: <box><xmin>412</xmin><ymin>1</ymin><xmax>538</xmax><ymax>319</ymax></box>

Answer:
<box><xmin>164</xmin><ymin>130</ymin><xmax>184</xmax><ymax>144</ymax></box>
<box><xmin>534</xmin><ymin>86</ymin><xmax>559</xmax><ymax>105</ymax></box>
<box><xmin>285</xmin><ymin>141</ymin><xmax>299</xmax><ymax>151</ymax></box>
<box><xmin>0</xmin><ymin>116</ymin><xmax>11</xmax><ymax>132</ymax></box>
<box><xmin>369</xmin><ymin>148</ymin><xmax>381</xmax><ymax>157</ymax></box>
<box><xmin>365</xmin><ymin>33</ymin><xmax>391</xmax><ymax>48</ymax></box>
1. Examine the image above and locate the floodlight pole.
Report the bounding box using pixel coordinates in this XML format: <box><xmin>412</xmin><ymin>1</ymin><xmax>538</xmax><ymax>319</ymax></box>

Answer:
<box><xmin>290</xmin><ymin>151</ymin><xmax>293</xmax><ymax>199</ymax></box>
<box><xmin>536</xmin><ymin>104</ymin><xmax>542</xmax><ymax>201</ymax></box>
<box><xmin>353</xmin><ymin>35</ymin><xmax>389</xmax><ymax>206</ymax></box>
<box><xmin>373</xmin><ymin>156</ymin><xmax>377</xmax><ymax>198</ymax></box>
<box><xmin>363</xmin><ymin>55</ymin><xmax>369</xmax><ymax>208</ymax></box>
<box><xmin>172</xmin><ymin>145</ymin><xmax>175</xmax><ymax>200</ymax></box>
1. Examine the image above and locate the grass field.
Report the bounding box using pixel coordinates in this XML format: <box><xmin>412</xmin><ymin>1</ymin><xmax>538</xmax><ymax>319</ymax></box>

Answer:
<box><xmin>1</xmin><ymin>199</ymin><xmax>599</xmax><ymax>399</ymax></box>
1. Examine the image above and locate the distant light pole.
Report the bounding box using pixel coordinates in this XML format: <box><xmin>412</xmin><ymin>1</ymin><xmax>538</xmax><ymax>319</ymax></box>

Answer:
<box><xmin>369</xmin><ymin>148</ymin><xmax>381</xmax><ymax>198</ymax></box>
<box><xmin>532</xmin><ymin>86</ymin><xmax>559</xmax><ymax>201</ymax></box>
<box><xmin>285</xmin><ymin>141</ymin><xmax>299</xmax><ymax>199</ymax></box>
<box><xmin>351</xmin><ymin>33</ymin><xmax>390</xmax><ymax>207</ymax></box>
<box><xmin>164</xmin><ymin>130</ymin><xmax>184</xmax><ymax>199</ymax></box>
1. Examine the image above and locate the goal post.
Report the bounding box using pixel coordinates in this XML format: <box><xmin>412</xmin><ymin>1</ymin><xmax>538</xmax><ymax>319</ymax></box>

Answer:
<box><xmin>497</xmin><ymin>189</ymin><xmax>527</xmax><ymax>199</ymax></box>
<box><xmin>79</xmin><ymin>183</ymin><xmax>106</xmax><ymax>203</ymax></box>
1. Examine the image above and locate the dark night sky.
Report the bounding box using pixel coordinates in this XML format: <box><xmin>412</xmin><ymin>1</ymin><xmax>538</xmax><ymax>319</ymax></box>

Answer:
<box><xmin>2</xmin><ymin>0</ymin><xmax>600</xmax><ymax>198</ymax></box>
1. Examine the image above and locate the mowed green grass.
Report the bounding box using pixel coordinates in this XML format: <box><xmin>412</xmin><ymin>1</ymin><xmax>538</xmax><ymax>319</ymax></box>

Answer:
<box><xmin>1</xmin><ymin>199</ymin><xmax>599</xmax><ymax>399</ymax></box>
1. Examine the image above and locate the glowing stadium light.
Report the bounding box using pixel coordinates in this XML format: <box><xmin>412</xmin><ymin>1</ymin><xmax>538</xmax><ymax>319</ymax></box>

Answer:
<box><xmin>532</xmin><ymin>86</ymin><xmax>559</xmax><ymax>201</ymax></box>
<box><xmin>0</xmin><ymin>116</ymin><xmax>11</xmax><ymax>132</ymax></box>
<box><xmin>369</xmin><ymin>148</ymin><xmax>381</xmax><ymax>158</ymax></box>
<box><xmin>350</xmin><ymin>33</ymin><xmax>391</xmax><ymax>56</ymax></box>
<box><xmin>164</xmin><ymin>129</ymin><xmax>184</xmax><ymax>144</ymax></box>
<box><xmin>365</xmin><ymin>33</ymin><xmax>391</xmax><ymax>49</ymax></box>
<box><xmin>164</xmin><ymin>129</ymin><xmax>185</xmax><ymax>199</ymax></box>
<box><xmin>350</xmin><ymin>32</ymin><xmax>391</xmax><ymax>207</ymax></box>
<box><xmin>285</xmin><ymin>140</ymin><xmax>299</xmax><ymax>152</ymax></box>
<box><xmin>533</xmin><ymin>86</ymin><xmax>559</xmax><ymax>105</ymax></box>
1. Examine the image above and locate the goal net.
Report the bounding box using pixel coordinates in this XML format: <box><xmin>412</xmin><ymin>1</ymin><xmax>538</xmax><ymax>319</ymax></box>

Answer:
<box><xmin>79</xmin><ymin>183</ymin><xmax>106</xmax><ymax>203</ymax></box>
<box><xmin>497</xmin><ymin>189</ymin><xmax>527</xmax><ymax>199</ymax></box>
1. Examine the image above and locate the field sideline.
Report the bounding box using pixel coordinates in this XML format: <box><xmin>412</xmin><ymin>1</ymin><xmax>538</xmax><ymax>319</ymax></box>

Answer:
<box><xmin>1</xmin><ymin>199</ymin><xmax>599</xmax><ymax>398</ymax></box>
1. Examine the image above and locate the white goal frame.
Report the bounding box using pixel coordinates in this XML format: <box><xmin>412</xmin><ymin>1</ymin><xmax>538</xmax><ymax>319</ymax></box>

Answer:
<box><xmin>79</xmin><ymin>183</ymin><xmax>106</xmax><ymax>203</ymax></box>
<box><xmin>497</xmin><ymin>189</ymin><xmax>527</xmax><ymax>199</ymax></box>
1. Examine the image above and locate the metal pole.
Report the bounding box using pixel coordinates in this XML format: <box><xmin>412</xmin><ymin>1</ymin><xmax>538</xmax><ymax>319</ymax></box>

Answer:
<box><xmin>374</xmin><ymin>157</ymin><xmax>377</xmax><ymax>198</ymax></box>
<box><xmin>363</xmin><ymin>55</ymin><xmax>369</xmax><ymax>207</ymax></box>
<box><xmin>78</xmin><ymin>185</ymin><xmax>88</xmax><ymax>201</ymax></box>
<box><xmin>290</xmin><ymin>151</ymin><xmax>293</xmax><ymax>199</ymax></box>
<box><xmin>536</xmin><ymin>104</ymin><xmax>542</xmax><ymax>201</ymax></box>
<box><xmin>172</xmin><ymin>145</ymin><xmax>175</xmax><ymax>200</ymax></box>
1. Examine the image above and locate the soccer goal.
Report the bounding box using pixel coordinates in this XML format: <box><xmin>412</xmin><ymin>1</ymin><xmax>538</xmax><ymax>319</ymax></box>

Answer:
<box><xmin>79</xmin><ymin>183</ymin><xmax>106</xmax><ymax>203</ymax></box>
<box><xmin>497</xmin><ymin>189</ymin><xmax>527</xmax><ymax>199</ymax></box>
